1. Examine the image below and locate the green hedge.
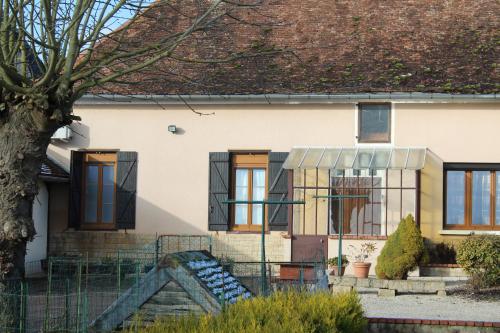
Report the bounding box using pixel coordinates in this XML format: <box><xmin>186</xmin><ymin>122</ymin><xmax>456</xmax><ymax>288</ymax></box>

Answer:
<box><xmin>127</xmin><ymin>291</ymin><xmax>366</xmax><ymax>333</ymax></box>
<box><xmin>375</xmin><ymin>214</ymin><xmax>428</xmax><ymax>280</ymax></box>
<box><xmin>456</xmin><ymin>235</ymin><xmax>500</xmax><ymax>289</ymax></box>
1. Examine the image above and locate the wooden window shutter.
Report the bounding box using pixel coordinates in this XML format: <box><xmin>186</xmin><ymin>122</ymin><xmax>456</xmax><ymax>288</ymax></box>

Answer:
<box><xmin>68</xmin><ymin>151</ymin><xmax>84</xmax><ymax>229</ymax></box>
<box><xmin>116</xmin><ymin>151</ymin><xmax>138</xmax><ymax>230</ymax></box>
<box><xmin>268</xmin><ymin>152</ymin><xmax>290</xmax><ymax>231</ymax></box>
<box><xmin>208</xmin><ymin>152</ymin><xmax>230</xmax><ymax>231</ymax></box>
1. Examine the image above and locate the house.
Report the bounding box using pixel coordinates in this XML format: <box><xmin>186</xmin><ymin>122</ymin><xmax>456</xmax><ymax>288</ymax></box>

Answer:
<box><xmin>44</xmin><ymin>1</ymin><xmax>499</xmax><ymax>275</ymax></box>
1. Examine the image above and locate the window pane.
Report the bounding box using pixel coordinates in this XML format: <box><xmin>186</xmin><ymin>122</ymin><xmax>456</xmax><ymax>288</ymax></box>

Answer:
<box><xmin>84</xmin><ymin>165</ymin><xmax>99</xmax><ymax>223</ymax></box>
<box><xmin>103</xmin><ymin>165</ymin><xmax>114</xmax><ymax>185</ymax></box>
<box><xmin>252</xmin><ymin>169</ymin><xmax>266</xmax><ymax>225</ymax></box>
<box><xmin>472</xmin><ymin>171</ymin><xmax>490</xmax><ymax>225</ymax></box>
<box><xmin>497</xmin><ymin>172</ymin><xmax>500</xmax><ymax>225</ymax></box>
<box><xmin>446</xmin><ymin>171</ymin><xmax>465</xmax><ymax>225</ymax></box>
<box><xmin>359</xmin><ymin>104</ymin><xmax>390</xmax><ymax>142</ymax></box>
<box><xmin>235</xmin><ymin>169</ymin><xmax>248</xmax><ymax>225</ymax></box>
<box><xmin>102</xmin><ymin>165</ymin><xmax>115</xmax><ymax>223</ymax></box>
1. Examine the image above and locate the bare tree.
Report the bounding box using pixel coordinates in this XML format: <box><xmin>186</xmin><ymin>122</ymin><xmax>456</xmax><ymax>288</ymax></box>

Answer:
<box><xmin>0</xmin><ymin>0</ymin><xmax>274</xmax><ymax>283</ymax></box>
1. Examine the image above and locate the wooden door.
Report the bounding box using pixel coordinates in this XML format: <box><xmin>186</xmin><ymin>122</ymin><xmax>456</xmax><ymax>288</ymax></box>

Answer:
<box><xmin>291</xmin><ymin>235</ymin><xmax>328</xmax><ymax>262</ymax></box>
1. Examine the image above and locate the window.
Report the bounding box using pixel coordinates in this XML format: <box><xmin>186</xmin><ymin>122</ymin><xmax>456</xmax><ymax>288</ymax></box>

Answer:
<box><xmin>358</xmin><ymin>103</ymin><xmax>391</xmax><ymax>143</ymax></box>
<box><xmin>231</xmin><ymin>154</ymin><xmax>268</xmax><ymax>231</ymax></box>
<box><xmin>444</xmin><ymin>165</ymin><xmax>500</xmax><ymax>230</ymax></box>
<box><xmin>82</xmin><ymin>153</ymin><xmax>117</xmax><ymax>229</ymax></box>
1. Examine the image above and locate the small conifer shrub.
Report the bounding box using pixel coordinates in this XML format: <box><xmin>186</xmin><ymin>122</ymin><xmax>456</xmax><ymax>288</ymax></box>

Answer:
<box><xmin>375</xmin><ymin>214</ymin><xmax>428</xmax><ymax>280</ymax></box>
<box><xmin>127</xmin><ymin>290</ymin><xmax>366</xmax><ymax>333</ymax></box>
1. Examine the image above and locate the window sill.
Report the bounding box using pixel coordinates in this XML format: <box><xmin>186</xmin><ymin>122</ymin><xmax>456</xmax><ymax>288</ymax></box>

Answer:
<box><xmin>439</xmin><ymin>230</ymin><xmax>500</xmax><ymax>236</ymax></box>
<box><xmin>225</xmin><ymin>230</ymin><xmax>270</xmax><ymax>235</ymax></box>
<box><xmin>328</xmin><ymin>235</ymin><xmax>388</xmax><ymax>240</ymax></box>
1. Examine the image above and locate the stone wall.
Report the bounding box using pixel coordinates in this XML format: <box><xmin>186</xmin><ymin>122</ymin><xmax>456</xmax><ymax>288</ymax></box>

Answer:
<box><xmin>49</xmin><ymin>231</ymin><xmax>156</xmax><ymax>257</ymax></box>
<box><xmin>210</xmin><ymin>232</ymin><xmax>291</xmax><ymax>262</ymax></box>
<box><xmin>49</xmin><ymin>231</ymin><xmax>291</xmax><ymax>262</ymax></box>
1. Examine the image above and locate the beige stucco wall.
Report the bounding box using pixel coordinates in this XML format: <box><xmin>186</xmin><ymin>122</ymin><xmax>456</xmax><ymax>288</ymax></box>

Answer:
<box><xmin>47</xmin><ymin>102</ymin><xmax>500</xmax><ymax>253</ymax></box>
<box><xmin>48</xmin><ymin>104</ymin><xmax>355</xmax><ymax>236</ymax></box>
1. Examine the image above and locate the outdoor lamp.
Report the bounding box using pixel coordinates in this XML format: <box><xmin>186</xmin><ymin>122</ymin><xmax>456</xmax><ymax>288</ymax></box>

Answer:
<box><xmin>168</xmin><ymin>125</ymin><xmax>177</xmax><ymax>134</ymax></box>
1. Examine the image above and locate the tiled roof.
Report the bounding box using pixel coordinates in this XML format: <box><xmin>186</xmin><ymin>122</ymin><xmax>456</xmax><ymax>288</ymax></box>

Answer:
<box><xmin>40</xmin><ymin>158</ymin><xmax>69</xmax><ymax>181</ymax></box>
<box><xmin>90</xmin><ymin>0</ymin><xmax>499</xmax><ymax>95</ymax></box>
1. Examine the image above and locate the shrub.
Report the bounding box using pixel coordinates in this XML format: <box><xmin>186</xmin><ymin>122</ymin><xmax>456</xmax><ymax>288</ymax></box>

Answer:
<box><xmin>427</xmin><ymin>241</ymin><xmax>456</xmax><ymax>264</ymax></box>
<box><xmin>456</xmin><ymin>235</ymin><xmax>500</xmax><ymax>290</ymax></box>
<box><xmin>127</xmin><ymin>290</ymin><xmax>367</xmax><ymax>333</ymax></box>
<box><xmin>375</xmin><ymin>214</ymin><xmax>428</xmax><ymax>280</ymax></box>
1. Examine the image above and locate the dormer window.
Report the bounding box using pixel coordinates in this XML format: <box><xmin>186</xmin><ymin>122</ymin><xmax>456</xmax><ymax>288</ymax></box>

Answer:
<box><xmin>358</xmin><ymin>103</ymin><xmax>391</xmax><ymax>143</ymax></box>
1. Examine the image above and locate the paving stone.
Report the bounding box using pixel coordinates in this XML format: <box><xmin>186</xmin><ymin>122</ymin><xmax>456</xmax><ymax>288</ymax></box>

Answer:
<box><xmin>331</xmin><ymin>285</ymin><xmax>353</xmax><ymax>294</ymax></box>
<box><xmin>378</xmin><ymin>288</ymin><xmax>396</xmax><ymax>297</ymax></box>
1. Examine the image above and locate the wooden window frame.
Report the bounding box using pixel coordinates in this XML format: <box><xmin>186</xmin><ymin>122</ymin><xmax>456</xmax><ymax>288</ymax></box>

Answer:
<box><xmin>357</xmin><ymin>103</ymin><xmax>392</xmax><ymax>144</ymax></box>
<box><xmin>444</xmin><ymin>165</ymin><xmax>500</xmax><ymax>231</ymax></box>
<box><xmin>81</xmin><ymin>152</ymin><xmax>117</xmax><ymax>230</ymax></box>
<box><xmin>230</xmin><ymin>153</ymin><xmax>268</xmax><ymax>232</ymax></box>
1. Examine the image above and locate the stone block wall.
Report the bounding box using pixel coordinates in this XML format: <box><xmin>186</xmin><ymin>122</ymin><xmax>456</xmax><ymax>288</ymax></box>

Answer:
<box><xmin>210</xmin><ymin>232</ymin><xmax>291</xmax><ymax>262</ymax></box>
<box><xmin>49</xmin><ymin>231</ymin><xmax>156</xmax><ymax>258</ymax></box>
<box><xmin>49</xmin><ymin>231</ymin><xmax>291</xmax><ymax>262</ymax></box>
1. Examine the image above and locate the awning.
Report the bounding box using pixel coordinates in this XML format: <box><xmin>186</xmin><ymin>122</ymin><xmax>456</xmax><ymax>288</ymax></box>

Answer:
<box><xmin>282</xmin><ymin>147</ymin><xmax>427</xmax><ymax>170</ymax></box>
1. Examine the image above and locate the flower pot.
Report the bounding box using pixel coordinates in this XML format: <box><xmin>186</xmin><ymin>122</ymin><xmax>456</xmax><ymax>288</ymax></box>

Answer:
<box><xmin>352</xmin><ymin>262</ymin><xmax>371</xmax><ymax>278</ymax></box>
<box><xmin>329</xmin><ymin>265</ymin><xmax>346</xmax><ymax>276</ymax></box>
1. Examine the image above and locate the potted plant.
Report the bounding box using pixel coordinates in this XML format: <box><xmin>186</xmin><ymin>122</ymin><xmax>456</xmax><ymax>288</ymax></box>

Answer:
<box><xmin>327</xmin><ymin>255</ymin><xmax>349</xmax><ymax>276</ymax></box>
<box><xmin>349</xmin><ymin>242</ymin><xmax>377</xmax><ymax>278</ymax></box>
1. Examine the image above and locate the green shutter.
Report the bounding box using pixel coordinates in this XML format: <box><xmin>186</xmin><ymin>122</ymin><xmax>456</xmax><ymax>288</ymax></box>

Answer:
<box><xmin>208</xmin><ymin>152</ymin><xmax>230</xmax><ymax>231</ymax></box>
<box><xmin>116</xmin><ymin>151</ymin><xmax>138</xmax><ymax>230</ymax></box>
<box><xmin>268</xmin><ymin>152</ymin><xmax>290</xmax><ymax>231</ymax></box>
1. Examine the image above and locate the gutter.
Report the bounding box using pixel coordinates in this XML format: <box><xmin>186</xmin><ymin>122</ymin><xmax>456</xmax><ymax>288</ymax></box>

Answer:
<box><xmin>76</xmin><ymin>93</ymin><xmax>499</xmax><ymax>105</ymax></box>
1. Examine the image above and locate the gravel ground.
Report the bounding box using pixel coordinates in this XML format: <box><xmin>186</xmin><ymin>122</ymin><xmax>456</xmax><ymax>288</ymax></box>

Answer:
<box><xmin>360</xmin><ymin>292</ymin><xmax>500</xmax><ymax>322</ymax></box>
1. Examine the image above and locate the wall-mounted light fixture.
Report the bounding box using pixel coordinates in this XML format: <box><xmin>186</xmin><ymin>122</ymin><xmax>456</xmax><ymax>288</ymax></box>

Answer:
<box><xmin>168</xmin><ymin>125</ymin><xmax>177</xmax><ymax>134</ymax></box>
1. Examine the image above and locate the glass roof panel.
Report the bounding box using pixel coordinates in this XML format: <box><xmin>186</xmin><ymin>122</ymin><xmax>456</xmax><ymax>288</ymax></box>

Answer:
<box><xmin>406</xmin><ymin>148</ymin><xmax>427</xmax><ymax>169</ymax></box>
<box><xmin>282</xmin><ymin>148</ymin><xmax>308</xmax><ymax>169</ymax></box>
<box><xmin>334</xmin><ymin>148</ymin><xmax>358</xmax><ymax>170</ymax></box>
<box><xmin>283</xmin><ymin>147</ymin><xmax>427</xmax><ymax>170</ymax></box>
<box><xmin>317</xmin><ymin>148</ymin><xmax>342</xmax><ymax>169</ymax></box>
<box><xmin>352</xmin><ymin>148</ymin><xmax>375</xmax><ymax>170</ymax></box>
<box><xmin>388</xmin><ymin>148</ymin><xmax>409</xmax><ymax>169</ymax></box>
<box><xmin>299</xmin><ymin>148</ymin><xmax>325</xmax><ymax>169</ymax></box>
<box><xmin>369</xmin><ymin>149</ymin><xmax>392</xmax><ymax>169</ymax></box>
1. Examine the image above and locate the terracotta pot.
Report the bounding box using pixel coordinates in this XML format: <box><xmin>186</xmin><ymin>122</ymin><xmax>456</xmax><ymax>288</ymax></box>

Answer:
<box><xmin>352</xmin><ymin>262</ymin><xmax>371</xmax><ymax>278</ymax></box>
<box><xmin>329</xmin><ymin>265</ymin><xmax>347</xmax><ymax>276</ymax></box>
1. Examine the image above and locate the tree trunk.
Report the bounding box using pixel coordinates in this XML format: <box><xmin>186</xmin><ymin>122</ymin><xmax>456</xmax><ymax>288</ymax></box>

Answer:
<box><xmin>0</xmin><ymin>102</ymin><xmax>60</xmax><ymax>282</ymax></box>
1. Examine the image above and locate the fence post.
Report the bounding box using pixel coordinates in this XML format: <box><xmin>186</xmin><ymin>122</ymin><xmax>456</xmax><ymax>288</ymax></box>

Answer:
<box><xmin>155</xmin><ymin>237</ymin><xmax>160</xmax><ymax>266</ymax></box>
<box><xmin>44</xmin><ymin>258</ymin><xmax>53</xmax><ymax>333</ymax></box>
<box><xmin>65</xmin><ymin>279</ymin><xmax>70</xmax><ymax>332</ymax></box>
<box><xmin>209</xmin><ymin>235</ymin><xmax>213</xmax><ymax>254</ymax></box>
<box><xmin>135</xmin><ymin>262</ymin><xmax>140</xmax><ymax>308</ymax></box>
<box><xmin>19</xmin><ymin>280</ymin><xmax>26</xmax><ymax>333</ymax></box>
<box><xmin>117</xmin><ymin>251</ymin><xmax>121</xmax><ymax>296</ymax></box>
<box><xmin>81</xmin><ymin>291</ymin><xmax>88</xmax><ymax>333</ymax></box>
<box><xmin>76</xmin><ymin>259</ymin><xmax>82</xmax><ymax>333</ymax></box>
<box><xmin>299</xmin><ymin>262</ymin><xmax>304</xmax><ymax>286</ymax></box>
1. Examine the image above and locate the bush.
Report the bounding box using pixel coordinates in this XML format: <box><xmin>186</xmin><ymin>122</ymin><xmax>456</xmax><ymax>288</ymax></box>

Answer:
<box><xmin>427</xmin><ymin>241</ymin><xmax>456</xmax><ymax>264</ymax></box>
<box><xmin>375</xmin><ymin>214</ymin><xmax>428</xmax><ymax>280</ymax></box>
<box><xmin>127</xmin><ymin>290</ymin><xmax>367</xmax><ymax>333</ymax></box>
<box><xmin>456</xmin><ymin>235</ymin><xmax>500</xmax><ymax>290</ymax></box>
